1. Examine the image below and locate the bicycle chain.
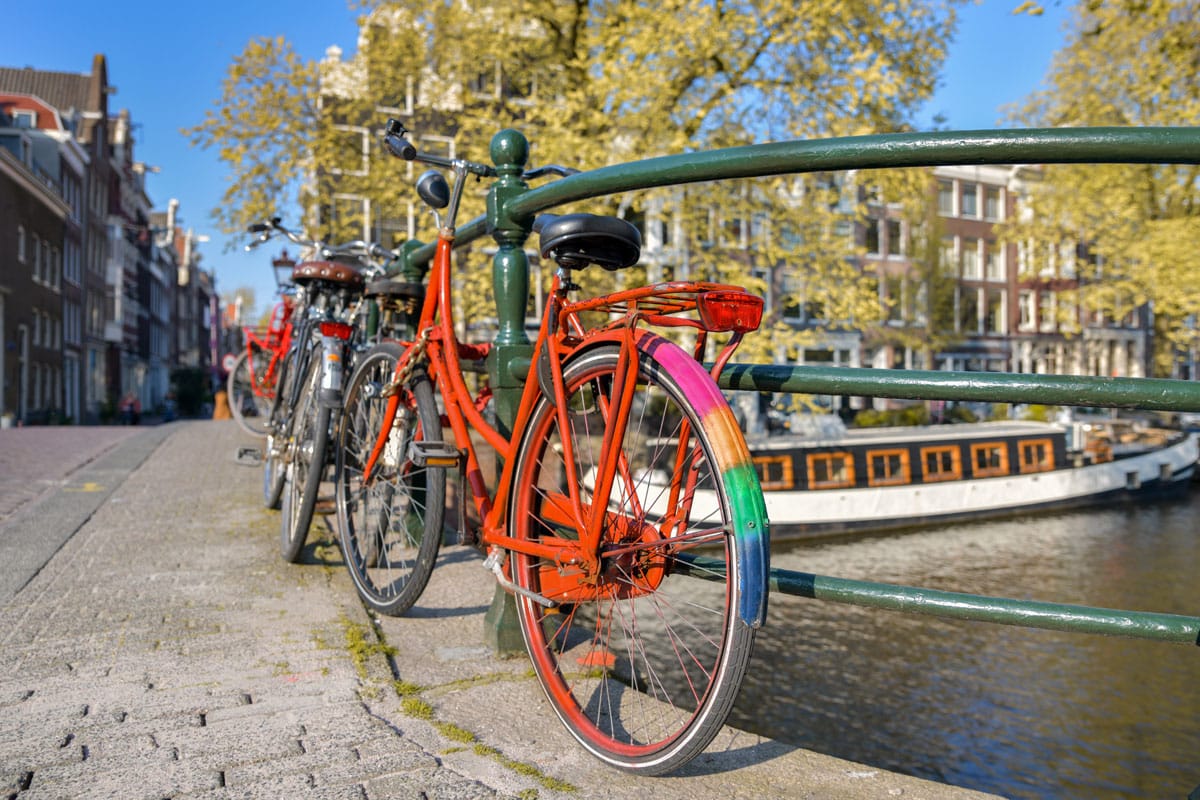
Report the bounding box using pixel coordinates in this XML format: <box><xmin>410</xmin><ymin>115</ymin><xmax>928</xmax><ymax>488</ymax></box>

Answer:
<box><xmin>381</xmin><ymin>326</ymin><xmax>432</xmax><ymax>398</ymax></box>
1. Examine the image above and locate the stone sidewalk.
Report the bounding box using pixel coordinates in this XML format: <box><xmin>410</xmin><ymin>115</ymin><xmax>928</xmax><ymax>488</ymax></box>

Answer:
<box><xmin>0</xmin><ymin>421</ymin><xmax>999</xmax><ymax>799</ymax></box>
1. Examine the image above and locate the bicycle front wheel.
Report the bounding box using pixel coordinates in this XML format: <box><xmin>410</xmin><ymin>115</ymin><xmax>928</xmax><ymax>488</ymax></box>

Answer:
<box><xmin>335</xmin><ymin>342</ymin><xmax>444</xmax><ymax>616</ymax></box>
<box><xmin>280</xmin><ymin>353</ymin><xmax>329</xmax><ymax>562</ymax></box>
<box><xmin>228</xmin><ymin>348</ymin><xmax>273</xmax><ymax>437</ymax></box>
<box><xmin>508</xmin><ymin>340</ymin><xmax>760</xmax><ymax>775</ymax></box>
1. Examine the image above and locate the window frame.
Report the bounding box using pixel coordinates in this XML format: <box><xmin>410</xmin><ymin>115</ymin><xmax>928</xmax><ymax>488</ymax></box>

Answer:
<box><xmin>920</xmin><ymin>445</ymin><xmax>962</xmax><ymax>482</ymax></box>
<box><xmin>806</xmin><ymin>452</ymin><xmax>856</xmax><ymax>490</ymax></box>
<box><xmin>866</xmin><ymin>448</ymin><xmax>911</xmax><ymax>487</ymax></box>
<box><xmin>970</xmin><ymin>442</ymin><xmax>1010</xmax><ymax>478</ymax></box>
<box><xmin>1018</xmin><ymin>438</ymin><xmax>1055</xmax><ymax>474</ymax></box>
<box><xmin>752</xmin><ymin>455</ymin><xmax>795</xmax><ymax>490</ymax></box>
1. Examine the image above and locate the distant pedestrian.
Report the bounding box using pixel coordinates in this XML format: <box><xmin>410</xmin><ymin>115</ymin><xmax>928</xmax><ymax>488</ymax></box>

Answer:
<box><xmin>119</xmin><ymin>392</ymin><xmax>141</xmax><ymax>425</ymax></box>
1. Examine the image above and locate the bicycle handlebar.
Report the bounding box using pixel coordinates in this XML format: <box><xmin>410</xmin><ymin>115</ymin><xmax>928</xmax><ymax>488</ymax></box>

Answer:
<box><xmin>243</xmin><ymin>220</ymin><xmax>395</xmax><ymax>277</ymax></box>
<box><xmin>383</xmin><ymin>119</ymin><xmax>578</xmax><ymax>182</ymax></box>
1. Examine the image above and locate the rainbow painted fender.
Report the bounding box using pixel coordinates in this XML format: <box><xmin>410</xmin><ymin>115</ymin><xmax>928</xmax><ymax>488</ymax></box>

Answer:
<box><xmin>594</xmin><ymin>329</ymin><xmax>770</xmax><ymax>628</ymax></box>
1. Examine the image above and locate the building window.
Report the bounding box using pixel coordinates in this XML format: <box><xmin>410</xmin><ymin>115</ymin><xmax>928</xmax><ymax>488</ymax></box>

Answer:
<box><xmin>984</xmin><ymin>241</ymin><xmax>1005</xmax><ymax>281</ymax></box>
<box><xmin>1039</xmin><ymin>291</ymin><xmax>1056</xmax><ymax>332</ymax></box>
<box><xmin>886</xmin><ymin>219</ymin><xmax>903</xmax><ymax>257</ymax></box>
<box><xmin>1019</xmin><ymin>439</ymin><xmax>1055</xmax><ymax>473</ymax></box>
<box><xmin>884</xmin><ymin>274</ymin><xmax>905</xmax><ymax>324</ymax></box>
<box><xmin>12</xmin><ymin>110</ymin><xmax>36</xmax><ymax>128</ymax></box>
<box><xmin>985</xmin><ymin>289</ymin><xmax>1006</xmax><ymax>335</ymax></box>
<box><xmin>1018</xmin><ymin>290</ymin><xmax>1035</xmax><ymax>331</ymax></box>
<box><xmin>920</xmin><ymin>446</ymin><xmax>962</xmax><ymax>482</ymax></box>
<box><xmin>961</xmin><ymin>237</ymin><xmax>981</xmax><ymax>279</ymax></box>
<box><xmin>984</xmin><ymin>186</ymin><xmax>1002</xmax><ymax>220</ymax></box>
<box><xmin>806</xmin><ymin>452</ymin><xmax>856</xmax><ymax>489</ymax></box>
<box><xmin>17</xmin><ymin>225</ymin><xmax>26</xmax><ymax>262</ymax></box>
<box><xmin>937</xmin><ymin>180</ymin><xmax>954</xmax><ymax>216</ymax></box>
<box><xmin>865</xmin><ymin>217</ymin><xmax>881</xmax><ymax>255</ymax></box>
<box><xmin>970</xmin><ymin>442</ymin><xmax>1009</xmax><ymax>477</ymax></box>
<box><xmin>867</xmin><ymin>449</ymin><xmax>911</xmax><ymax>487</ymax></box>
<box><xmin>753</xmin><ymin>455</ymin><xmax>795</xmax><ymax>490</ymax></box>
<box><xmin>961</xmin><ymin>183</ymin><xmax>978</xmax><ymax>218</ymax></box>
<box><xmin>940</xmin><ymin>237</ymin><xmax>956</xmax><ymax>271</ymax></box>
<box><xmin>958</xmin><ymin>287</ymin><xmax>980</xmax><ymax>334</ymax></box>
<box><xmin>913</xmin><ymin>280</ymin><xmax>929</xmax><ymax>326</ymax></box>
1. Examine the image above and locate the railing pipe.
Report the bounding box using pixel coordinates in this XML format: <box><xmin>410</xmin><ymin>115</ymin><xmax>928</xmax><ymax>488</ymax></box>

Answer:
<box><xmin>715</xmin><ymin>362</ymin><xmax>1200</xmax><ymax>412</ymax></box>
<box><xmin>506</xmin><ymin>127</ymin><xmax>1200</xmax><ymax>219</ymax></box>
<box><xmin>677</xmin><ymin>555</ymin><xmax>1200</xmax><ymax>646</ymax></box>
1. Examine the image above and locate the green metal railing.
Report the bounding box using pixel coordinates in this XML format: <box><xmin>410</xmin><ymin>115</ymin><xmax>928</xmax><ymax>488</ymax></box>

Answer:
<box><xmin>391</xmin><ymin>126</ymin><xmax>1200</xmax><ymax>649</ymax></box>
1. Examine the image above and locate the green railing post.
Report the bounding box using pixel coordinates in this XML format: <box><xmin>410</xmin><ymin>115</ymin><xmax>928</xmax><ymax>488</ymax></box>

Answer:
<box><xmin>395</xmin><ymin>238</ymin><xmax>428</xmax><ymax>283</ymax></box>
<box><xmin>482</xmin><ymin>129</ymin><xmax>534</xmax><ymax>656</ymax></box>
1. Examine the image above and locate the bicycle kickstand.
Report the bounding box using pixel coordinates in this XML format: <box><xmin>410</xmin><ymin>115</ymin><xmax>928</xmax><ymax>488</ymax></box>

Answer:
<box><xmin>482</xmin><ymin>548</ymin><xmax>556</xmax><ymax>608</ymax></box>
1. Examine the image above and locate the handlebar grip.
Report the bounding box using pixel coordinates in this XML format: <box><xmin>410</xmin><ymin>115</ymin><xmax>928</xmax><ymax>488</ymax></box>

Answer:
<box><xmin>384</xmin><ymin>134</ymin><xmax>417</xmax><ymax>161</ymax></box>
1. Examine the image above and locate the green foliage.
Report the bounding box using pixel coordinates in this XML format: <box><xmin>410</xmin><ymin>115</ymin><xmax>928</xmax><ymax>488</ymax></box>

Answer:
<box><xmin>852</xmin><ymin>403</ymin><xmax>931</xmax><ymax>427</ymax></box>
<box><xmin>1006</xmin><ymin>0</ymin><xmax>1200</xmax><ymax>375</ymax></box>
<box><xmin>1022</xmin><ymin>403</ymin><xmax>1058</xmax><ymax>422</ymax></box>
<box><xmin>191</xmin><ymin>0</ymin><xmax>967</xmax><ymax>347</ymax></box>
<box><xmin>183</xmin><ymin>35</ymin><xmax>318</xmax><ymax>239</ymax></box>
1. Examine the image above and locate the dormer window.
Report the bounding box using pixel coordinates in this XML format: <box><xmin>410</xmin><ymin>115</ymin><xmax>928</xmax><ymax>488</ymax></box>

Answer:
<box><xmin>12</xmin><ymin>110</ymin><xmax>36</xmax><ymax>128</ymax></box>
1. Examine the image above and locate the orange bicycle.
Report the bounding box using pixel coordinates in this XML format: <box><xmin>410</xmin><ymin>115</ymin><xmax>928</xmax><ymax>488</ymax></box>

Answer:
<box><xmin>334</xmin><ymin>122</ymin><xmax>770</xmax><ymax>774</ymax></box>
<box><xmin>226</xmin><ymin>290</ymin><xmax>295</xmax><ymax>438</ymax></box>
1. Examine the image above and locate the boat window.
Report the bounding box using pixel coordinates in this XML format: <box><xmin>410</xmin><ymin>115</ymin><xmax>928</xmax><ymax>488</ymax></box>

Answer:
<box><xmin>866</xmin><ymin>448</ymin><xmax>911</xmax><ymax>487</ymax></box>
<box><xmin>970</xmin><ymin>442</ymin><xmax>1009</xmax><ymax>477</ymax></box>
<box><xmin>752</xmin><ymin>455</ymin><xmax>794</xmax><ymax>490</ymax></box>
<box><xmin>806</xmin><ymin>452</ymin><xmax>856</xmax><ymax>489</ymax></box>
<box><xmin>1018</xmin><ymin>438</ymin><xmax>1055</xmax><ymax>473</ymax></box>
<box><xmin>920</xmin><ymin>445</ymin><xmax>962</xmax><ymax>482</ymax></box>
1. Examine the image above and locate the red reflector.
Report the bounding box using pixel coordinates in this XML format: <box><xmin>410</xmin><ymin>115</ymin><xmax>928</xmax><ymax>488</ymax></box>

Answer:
<box><xmin>320</xmin><ymin>321</ymin><xmax>355</xmax><ymax>340</ymax></box>
<box><xmin>697</xmin><ymin>291</ymin><xmax>763</xmax><ymax>333</ymax></box>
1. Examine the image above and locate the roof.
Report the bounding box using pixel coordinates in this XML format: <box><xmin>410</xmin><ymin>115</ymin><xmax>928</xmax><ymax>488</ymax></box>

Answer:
<box><xmin>0</xmin><ymin>56</ymin><xmax>108</xmax><ymax>144</ymax></box>
<box><xmin>0</xmin><ymin>66</ymin><xmax>91</xmax><ymax>115</ymax></box>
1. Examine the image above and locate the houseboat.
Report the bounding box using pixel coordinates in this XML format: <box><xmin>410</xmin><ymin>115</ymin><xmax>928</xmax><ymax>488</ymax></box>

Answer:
<box><xmin>738</xmin><ymin>418</ymin><xmax>1197</xmax><ymax>539</ymax></box>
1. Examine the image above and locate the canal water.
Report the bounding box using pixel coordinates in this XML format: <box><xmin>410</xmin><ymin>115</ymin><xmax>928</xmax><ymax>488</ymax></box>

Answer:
<box><xmin>731</xmin><ymin>491</ymin><xmax>1200</xmax><ymax>799</ymax></box>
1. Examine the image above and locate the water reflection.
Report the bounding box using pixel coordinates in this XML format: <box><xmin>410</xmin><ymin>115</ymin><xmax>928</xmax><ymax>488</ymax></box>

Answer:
<box><xmin>732</xmin><ymin>493</ymin><xmax>1200</xmax><ymax>799</ymax></box>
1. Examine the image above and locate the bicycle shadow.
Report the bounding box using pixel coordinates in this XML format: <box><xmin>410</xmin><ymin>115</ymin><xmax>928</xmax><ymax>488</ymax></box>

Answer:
<box><xmin>671</xmin><ymin>735</ymin><xmax>800</xmax><ymax>776</ymax></box>
<box><xmin>405</xmin><ymin>603</ymin><xmax>490</xmax><ymax>619</ymax></box>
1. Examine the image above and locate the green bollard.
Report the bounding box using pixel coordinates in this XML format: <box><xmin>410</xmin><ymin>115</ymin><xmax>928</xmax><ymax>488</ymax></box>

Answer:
<box><xmin>482</xmin><ymin>129</ymin><xmax>535</xmax><ymax>657</ymax></box>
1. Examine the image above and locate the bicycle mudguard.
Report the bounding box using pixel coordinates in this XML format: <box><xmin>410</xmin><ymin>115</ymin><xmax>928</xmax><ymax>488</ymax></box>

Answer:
<box><xmin>573</xmin><ymin>330</ymin><xmax>771</xmax><ymax>628</ymax></box>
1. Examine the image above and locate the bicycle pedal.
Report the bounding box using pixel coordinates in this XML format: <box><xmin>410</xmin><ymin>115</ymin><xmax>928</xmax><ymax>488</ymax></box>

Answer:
<box><xmin>235</xmin><ymin>446</ymin><xmax>263</xmax><ymax>466</ymax></box>
<box><xmin>408</xmin><ymin>441</ymin><xmax>463</xmax><ymax>468</ymax></box>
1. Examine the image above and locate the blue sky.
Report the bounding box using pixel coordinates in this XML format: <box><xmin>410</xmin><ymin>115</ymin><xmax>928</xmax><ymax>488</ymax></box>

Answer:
<box><xmin>6</xmin><ymin>1</ymin><xmax>1071</xmax><ymax>317</ymax></box>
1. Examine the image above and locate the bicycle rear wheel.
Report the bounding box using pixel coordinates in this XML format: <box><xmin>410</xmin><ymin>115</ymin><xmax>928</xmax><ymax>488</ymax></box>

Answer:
<box><xmin>228</xmin><ymin>348</ymin><xmax>273</xmax><ymax>437</ymax></box>
<box><xmin>280</xmin><ymin>353</ymin><xmax>329</xmax><ymax>562</ymax></box>
<box><xmin>335</xmin><ymin>342</ymin><xmax>444</xmax><ymax>615</ymax></box>
<box><xmin>262</xmin><ymin>354</ymin><xmax>291</xmax><ymax>510</ymax></box>
<box><xmin>508</xmin><ymin>340</ymin><xmax>761</xmax><ymax>775</ymax></box>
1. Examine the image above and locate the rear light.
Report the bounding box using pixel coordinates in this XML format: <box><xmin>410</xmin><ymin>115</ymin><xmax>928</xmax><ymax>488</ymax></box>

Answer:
<box><xmin>697</xmin><ymin>291</ymin><xmax>763</xmax><ymax>333</ymax></box>
<box><xmin>320</xmin><ymin>321</ymin><xmax>355</xmax><ymax>340</ymax></box>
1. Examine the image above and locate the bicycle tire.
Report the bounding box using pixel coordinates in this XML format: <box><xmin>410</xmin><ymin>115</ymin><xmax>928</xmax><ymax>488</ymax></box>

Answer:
<box><xmin>262</xmin><ymin>354</ymin><xmax>292</xmax><ymax>510</ymax></box>
<box><xmin>335</xmin><ymin>342</ymin><xmax>444</xmax><ymax>616</ymax></box>
<box><xmin>280</xmin><ymin>353</ymin><xmax>329</xmax><ymax>562</ymax></box>
<box><xmin>228</xmin><ymin>348</ymin><xmax>273</xmax><ymax>437</ymax></box>
<box><xmin>507</xmin><ymin>339</ymin><xmax>759</xmax><ymax>775</ymax></box>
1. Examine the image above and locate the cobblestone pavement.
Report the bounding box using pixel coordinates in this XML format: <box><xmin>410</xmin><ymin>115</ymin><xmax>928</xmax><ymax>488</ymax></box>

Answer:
<box><xmin>0</xmin><ymin>421</ymin><xmax>999</xmax><ymax>800</ymax></box>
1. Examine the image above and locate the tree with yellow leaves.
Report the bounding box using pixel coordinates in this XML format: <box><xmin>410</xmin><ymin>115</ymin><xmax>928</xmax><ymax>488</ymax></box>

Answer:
<box><xmin>188</xmin><ymin>0</ymin><xmax>966</xmax><ymax>350</ymax></box>
<box><xmin>1008</xmin><ymin>0</ymin><xmax>1200</xmax><ymax>376</ymax></box>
